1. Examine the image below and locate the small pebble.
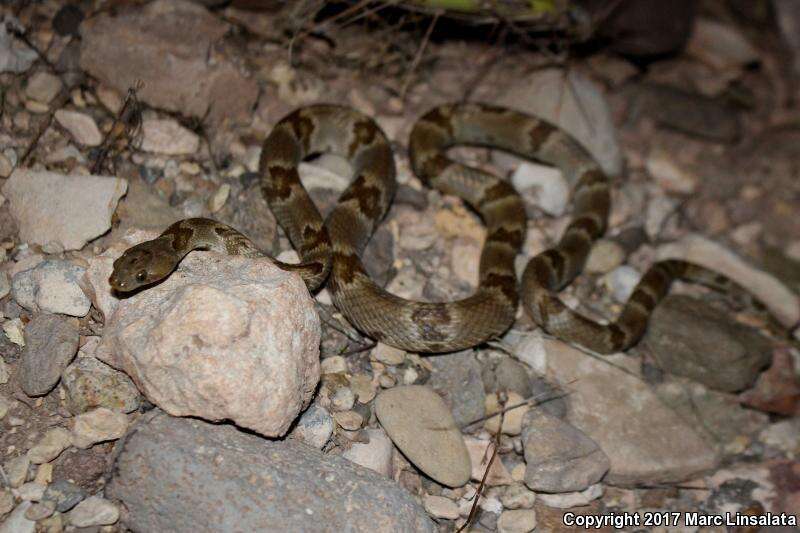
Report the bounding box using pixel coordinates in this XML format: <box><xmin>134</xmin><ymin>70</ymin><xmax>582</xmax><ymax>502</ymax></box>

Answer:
<box><xmin>0</xmin><ymin>395</ymin><xmax>10</xmax><ymax>419</ymax></box>
<box><xmin>497</xmin><ymin>509</ymin><xmax>537</xmax><ymax>533</ymax></box>
<box><xmin>140</xmin><ymin>119</ymin><xmax>200</xmax><ymax>155</ymax></box>
<box><xmin>27</xmin><ymin>427</ymin><xmax>72</xmax><ymax>464</ymax></box>
<box><xmin>585</xmin><ymin>239</ymin><xmax>626</xmax><ymax>274</ymax></box>
<box><xmin>54</xmin><ymin>109</ymin><xmax>103</xmax><ymax>146</ymax></box>
<box><xmin>0</xmin><ymin>489</ymin><xmax>14</xmax><ymax>515</ymax></box>
<box><xmin>289</xmin><ymin>404</ymin><xmax>333</xmax><ymax>449</ymax></box>
<box><xmin>349</xmin><ymin>373</ymin><xmax>376</xmax><ymax>404</ymax></box>
<box><xmin>208</xmin><ymin>183</ymin><xmax>230</xmax><ymax>213</ymax></box>
<box><xmin>71</xmin><ymin>407</ymin><xmax>129</xmax><ymax>449</ymax></box>
<box><xmin>320</xmin><ymin>356</ymin><xmax>347</xmax><ymax>374</ymax></box>
<box><xmin>330</xmin><ymin>387</ymin><xmax>355</xmax><ymax>412</ymax></box>
<box><xmin>44</xmin><ymin>479</ymin><xmax>86</xmax><ymax>512</ymax></box>
<box><xmin>333</xmin><ymin>410</ymin><xmax>363</xmax><ymax>431</ymax></box>
<box><xmin>4</xmin><ymin>454</ymin><xmax>31</xmax><ymax>487</ymax></box>
<box><xmin>24</xmin><ymin>499</ymin><xmax>55</xmax><ymax>521</ymax></box>
<box><xmin>17</xmin><ymin>482</ymin><xmax>46</xmax><ymax>502</ymax></box>
<box><xmin>423</xmin><ymin>494</ymin><xmax>460</xmax><ymax>520</ymax></box>
<box><xmin>24</xmin><ymin>71</ymin><xmax>63</xmax><ymax>105</ymax></box>
<box><xmin>68</xmin><ymin>495</ymin><xmax>119</xmax><ymax>527</ymax></box>
<box><xmin>371</xmin><ymin>342</ymin><xmax>406</xmax><ymax>365</ymax></box>
<box><xmin>501</xmin><ymin>483</ymin><xmax>537</xmax><ymax>510</ymax></box>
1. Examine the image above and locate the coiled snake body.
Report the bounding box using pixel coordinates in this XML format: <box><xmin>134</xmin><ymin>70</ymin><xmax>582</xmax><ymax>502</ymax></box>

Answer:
<box><xmin>109</xmin><ymin>103</ymin><xmax>750</xmax><ymax>354</ymax></box>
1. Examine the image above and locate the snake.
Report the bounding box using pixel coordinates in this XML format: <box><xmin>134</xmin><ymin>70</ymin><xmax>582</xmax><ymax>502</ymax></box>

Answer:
<box><xmin>109</xmin><ymin>103</ymin><xmax>753</xmax><ymax>354</ymax></box>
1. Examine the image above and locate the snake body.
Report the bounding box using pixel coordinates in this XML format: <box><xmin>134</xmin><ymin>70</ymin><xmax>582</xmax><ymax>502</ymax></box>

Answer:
<box><xmin>110</xmin><ymin>103</ymin><xmax>750</xmax><ymax>354</ymax></box>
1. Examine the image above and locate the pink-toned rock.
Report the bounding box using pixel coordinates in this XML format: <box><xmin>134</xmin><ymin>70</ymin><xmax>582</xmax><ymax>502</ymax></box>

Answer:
<box><xmin>99</xmin><ymin>247</ymin><xmax>320</xmax><ymax>437</ymax></box>
<box><xmin>464</xmin><ymin>436</ymin><xmax>514</xmax><ymax>486</ymax></box>
<box><xmin>79</xmin><ymin>0</ymin><xmax>258</xmax><ymax>128</ymax></box>
<box><xmin>740</xmin><ymin>346</ymin><xmax>800</xmax><ymax>416</ymax></box>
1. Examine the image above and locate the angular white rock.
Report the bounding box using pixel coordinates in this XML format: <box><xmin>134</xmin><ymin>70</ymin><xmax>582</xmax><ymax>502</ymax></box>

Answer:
<box><xmin>54</xmin><ymin>110</ymin><xmax>103</xmax><ymax>146</ymax></box>
<box><xmin>2</xmin><ymin>169</ymin><xmax>127</xmax><ymax>251</ymax></box>
<box><xmin>100</xmin><ymin>249</ymin><xmax>320</xmax><ymax>437</ymax></box>
<box><xmin>71</xmin><ymin>407</ymin><xmax>130</xmax><ymax>449</ymax></box>
<box><xmin>342</xmin><ymin>427</ymin><xmax>394</xmax><ymax>477</ymax></box>
<box><xmin>140</xmin><ymin>118</ymin><xmax>200</xmax><ymax>155</ymax></box>
<box><xmin>68</xmin><ymin>495</ymin><xmax>119</xmax><ymax>527</ymax></box>
<box><xmin>12</xmin><ymin>260</ymin><xmax>90</xmax><ymax>316</ymax></box>
<box><xmin>511</xmin><ymin>162</ymin><xmax>570</xmax><ymax>216</ymax></box>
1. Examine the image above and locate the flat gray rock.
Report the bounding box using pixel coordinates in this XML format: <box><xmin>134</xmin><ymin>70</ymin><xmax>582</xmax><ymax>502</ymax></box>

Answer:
<box><xmin>428</xmin><ymin>350</ymin><xmax>485</xmax><ymax>427</ymax></box>
<box><xmin>522</xmin><ymin>410</ymin><xmax>609</xmax><ymax>492</ymax></box>
<box><xmin>644</xmin><ymin>295</ymin><xmax>774</xmax><ymax>392</ymax></box>
<box><xmin>107</xmin><ymin>412</ymin><xmax>435</xmax><ymax>533</ymax></box>
<box><xmin>19</xmin><ymin>313</ymin><xmax>79</xmax><ymax>396</ymax></box>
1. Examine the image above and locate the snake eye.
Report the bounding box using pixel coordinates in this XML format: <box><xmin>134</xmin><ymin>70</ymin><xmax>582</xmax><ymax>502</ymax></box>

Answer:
<box><xmin>135</xmin><ymin>270</ymin><xmax>147</xmax><ymax>283</ymax></box>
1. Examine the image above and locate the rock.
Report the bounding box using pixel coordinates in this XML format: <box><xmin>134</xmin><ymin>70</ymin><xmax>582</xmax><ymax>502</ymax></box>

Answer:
<box><xmin>0</xmin><ymin>489</ymin><xmax>13</xmax><ymax>515</ymax></box>
<box><xmin>25</xmin><ymin>71</ymin><xmax>63</xmax><ymax>105</ymax></box>
<box><xmin>484</xmin><ymin>391</ymin><xmax>528</xmax><ymax>436</ymax></box>
<box><xmin>71</xmin><ymin>407</ymin><xmax>130</xmax><ymax>449</ymax></box>
<box><xmin>107</xmin><ymin>411</ymin><xmax>435</xmax><ymax>532</ymax></box>
<box><xmin>498</xmin><ymin>68</ymin><xmax>623</xmax><ymax>176</ymax></box>
<box><xmin>62</xmin><ymin>356</ymin><xmax>141</xmax><ymax>414</ymax></box>
<box><xmin>428</xmin><ymin>350</ymin><xmax>485</xmax><ymax>427</ymax></box>
<box><xmin>349</xmin><ymin>373</ymin><xmax>376</xmax><ymax>404</ymax></box>
<box><xmin>0</xmin><ymin>501</ymin><xmax>35</xmax><ymax>533</ymax></box>
<box><xmin>342</xmin><ymin>428</ymin><xmax>393</xmax><ymax>477</ymax></box>
<box><xmin>0</xmin><ymin>394</ymin><xmax>9</xmax><ymax>419</ymax></box>
<box><xmin>497</xmin><ymin>509</ymin><xmax>537</xmax><ymax>533</ymax></box>
<box><xmin>644</xmin><ymin>295</ymin><xmax>774</xmax><ymax>392</ymax></box>
<box><xmin>602</xmin><ymin>265</ymin><xmax>641</xmax><ymax>303</ymax></box>
<box><xmin>140</xmin><ymin>119</ymin><xmax>200</xmax><ymax>155</ymax></box>
<box><xmin>0</xmin><ymin>358</ymin><xmax>9</xmax><ymax>382</ymax></box>
<box><xmin>17</xmin><ymin>482</ymin><xmax>45</xmax><ymax>501</ymax></box>
<box><xmin>464</xmin><ymin>436</ymin><xmax>514</xmax><ymax>486</ymax></box>
<box><xmin>536</xmin><ymin>484</ymin><xmax>603</xmax><ymax>508</ymax></box>
<box><xmin>68</xmin><ymin>495</ymin><xmax>119</xmax><ymax>527</ymax></box>
<box><xmin>26</xmin><ymin>427</ymin><xmax>73</xmax><ymax>464</ymax></box>
<box><xmin>596</xmin><ymin>0</ymin><xmax>694</xmax><ymax>56</ymax></box>
<box><xmin>686</xmin><ymin>18</ymin><xmax>760</xmax><ymax>72</ymax></box>
<box><xmin>0</xmin><ymin>16</ymin><xmax>37</xmax><ymax>73</ymax></box>
<box><xmin>657</xmin><ymin>234</ymin><xmax>799</xmax><ymax>327</ymax></box>
<box><xmin>371</xmin><ymin>342</ymin><xmax>406</xmax><ymax>365</ymax></box>
<box><xmin>585</xmin><ymin>239</ymin><xmax>626</xmax><ymax>274</ymax></box>
<box><xmin>79</xmin><ymin>0</ymin><xmax>258</xmax><ymax>129</ymax></box>
<box><xmin>100</xmin><ymin>248</ymin><xmax>319</xmax><ymax>438</ymax></box>
<box><xmin>330</xmin><ymin>386</ymin><xmax>355</xmax><ymax>412</ymax></box>
<box><xmin>423</xmin><ymin>494</ymin><xmax>459</xmax><ymax>520</ymax></box>
<box><xmin>54</xmin><ymin>109</ymin><xmax>102</xmax><ymax>146</ymax></box>
<box><xmin>521</xmin><ymin>410</ymin><xmax>609</xmax><ymax>493</ymax></box>
<box><xmin>43</xmin><ymin>480</ymin><xmax>86</xmax><ymax>512</ymax></box>
<box><xmin>2</xmin><ymin>169</ymin><xmax>127</xmax><ymax>251</ymax></box>
<box><xmin>542</xmin><ymin>339</ymin><xmax>719</xmax><ymax>486</ymax></box>
<box><xmin>0</xmin><ymin>271</ymin><xmax>9</xmax><ymax>300</ymax></box>
<box><xmin>333</xmin><ymin>410</ymin><xmax>363</xmax><ymax>430</ymax></box>
<box><xmin>501</xmin><ymin>483</ymin><xmax>537</xmax><ymax>510</ymax></box>
<box><xmin>12</xmin><ymin>261</ymin><xmax>90</xmax><ymax>316</ymax></box>
<box><xmin>3</xmin><ymin>454</ymin><xmax>30</xmax><ymax>487</ymax></box>
<box><xmin>320</xmin><ymin>355</ymin><xmax>347</xmax><ymax>374</ymax></box>
<box><xmin>759</xmin><ymin>419</ymin><xmax>800</xmax><ymax>458</ymax></box>
<box><xmin>775</xmin><ymin>0</ymin><xmax>800</xmax><ymax>74</ymax></box>
<box><xmin>654</xmin><ymin>380</ymin><xmax>769</xmax><ymax>456</ymax></box>
<box><xmin>374</xmin><ymin>385</ymin><xmax>471</xmax><ymax>487</ymax></box>
<box><xmin>646</xmin><ymin>147</ymin><xmax>698</xmax><ymax>194</ymax></box>
<box><xmin>450</xmin><ymin>239</ymin><xmax>480</xmax><ymax>286</ymax></box>
<box><xmin>645</xmin><ymin>194</ymin><xmax>678</xmax><ymax>239</ymax></box>
<box><xmin>19</xmin><ymin>313</ymin><xmax>79</xmax><ymax>396</ymax></box>
<box><xmin>739</xmin><ymin>345</ymin><xmax>800</xmax><ymax>416</ymax></box>
<box><xmin>24</xmin><ymin>500</ymin><xmax>55</xmax><ymax>521</ymax></box>
<box><xmin>628</xmin><ymin>84</ymin><xmax>740</xmax><ymax>142</ymax></box>
<box><xmin>486</xmin><ymin>357</ymin><xmax>533</xmax><ymax>398</ymax></box>
<box><xmin>511</xmin><ymin>162</ymin><xmax>570</xmax><ymax>216</ymax></box>
<box><xmin>289</xmin><ymin>404</ymin><xmax>333</xmax><ymax>449</ymax></box>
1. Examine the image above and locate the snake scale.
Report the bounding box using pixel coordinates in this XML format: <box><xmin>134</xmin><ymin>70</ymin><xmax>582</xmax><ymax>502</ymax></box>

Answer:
<box><xmin>109</xmin><ymin>103</ymin><xmax>753</xmax><ymax>354</ymax></box>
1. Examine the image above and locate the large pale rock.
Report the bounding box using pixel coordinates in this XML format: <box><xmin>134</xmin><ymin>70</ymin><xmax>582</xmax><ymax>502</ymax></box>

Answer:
<box><xmin>79</xmin><ymin>0</ymin><xmax>258</xmax><ymax>128</ymax></box>
<box><xmin>498</xmin><ymin>68</ymin><xmax>623</xmax><ymax>176</ymax></box>
<box><xmin>375</xmin><ymin>385</ymin><xmax>471</xmax><ymax>487</ymax></box>
<box><xmin>536</xmin><ymin>339</ymin><xmax>720</xmax><ymax>486</ymax></box>
<box><xmin>106</xmin><ymin>412</ymin><xmax>435</xmax><ymax>532</ymax></box>
<box><xmin>100</xmin><ymin>248</ymin><xmax>320</xmax><ymax>438</ymax></box>
<box><xmin>12</xmin><ymin>260</ymin><xmax>90</xmax><ymax>316</ymax></box>
<box><xmin>2</xmin><ymin>169</ymin><xmax>127</xmax><ymax>251</ymax></box>
<box><xmin>657</xmin><ymin>234</ymin><xmax>799</xmax><ymax>328</ymax></box>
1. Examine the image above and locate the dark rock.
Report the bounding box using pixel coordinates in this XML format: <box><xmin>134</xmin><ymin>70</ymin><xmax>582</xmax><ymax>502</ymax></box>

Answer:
<box><xmin>628</xmin><ymin>83</ymin><xmax>740</xmax><ymax>142</ymax></box>
<box><xmin>593</xmin><ymin>0</ymin><xmax>695</xmax><ymax>57</ymax></box>
<box><xmin>427</xmin><ymin>350</ymin><xmax>485</xmax><ymax>427</ymax></box>
<box><xmin>43</xmin><ymin>479</ymin><xmax>86</xmax><ymax>512</ymax></box>
<box><xmin>53</xmin><ymin>5</ymin><xmax>85</xmax><ymax>36</ymax></box>
<box><xmin>106</xmin><ymin>412</ymin><xmax>435</xmax><ymax>532</ymax></box>
<box><xmin>484</xmin><ymin>357</ymin><xmax>533</xmax><ymax>398</ymax></box>
<box><xmin>643</xmin><ymin>295</ymin><xmax>774</xmax><ymax>392</ymax></box>
<box><xmin>79</xmin><ymin>0</ymin><xmax>258</xmax><ymax>129</ymax></box>
<box><xmin>522</xmin><ymin>410</ymin><xmax>610</xmax><ymax>493</ymax></box>
<box><xmin>19</xmin><ymin>314</ymin><xmax>79</xmax><ymax>396</ymax></box>
<box><xmin>529</xmin><ymin>377</ymin><xmax>568</xmax><ymax>420</ymax></box>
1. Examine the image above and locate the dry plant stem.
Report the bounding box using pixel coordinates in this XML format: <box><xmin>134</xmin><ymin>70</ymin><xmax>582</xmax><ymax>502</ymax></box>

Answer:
<box><xmin>400</xmin><ymin>10</ymin><xmax>441</xmax><ymax>100</ymax></box>
<box><xmin>457</xmin><ymin>394</ymin><xmax>506</xmax><ymax>533</ymax></box>
<box><xmin>91</xmin><ymin>83</ymin><xmax>143</xmax><ymax>175</ymax></box>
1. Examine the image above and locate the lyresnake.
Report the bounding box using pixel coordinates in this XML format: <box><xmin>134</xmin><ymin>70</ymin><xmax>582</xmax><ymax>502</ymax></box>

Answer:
<box><xmin>109</xmin><ymin>103</ymin><xmax>754</xmax><ymax>354</ymax></box>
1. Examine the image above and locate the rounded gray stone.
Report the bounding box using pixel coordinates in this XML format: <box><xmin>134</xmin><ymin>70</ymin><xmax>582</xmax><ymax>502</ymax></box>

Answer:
<box><xmin>106</xmin><ymin>411</ymin><xmax>435</xmax><ymax>533</ymax></box>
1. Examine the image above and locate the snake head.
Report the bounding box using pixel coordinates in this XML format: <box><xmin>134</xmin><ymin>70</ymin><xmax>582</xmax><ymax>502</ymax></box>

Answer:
<box><xmin>108</xmin><ymin>239</ymin><xmax>177</xmax><ymax>292</ymax></box>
